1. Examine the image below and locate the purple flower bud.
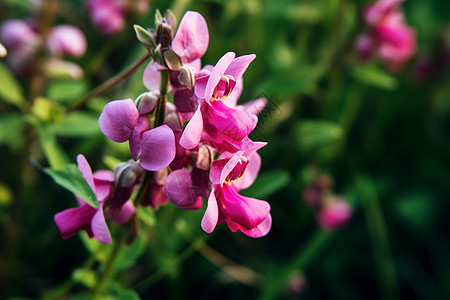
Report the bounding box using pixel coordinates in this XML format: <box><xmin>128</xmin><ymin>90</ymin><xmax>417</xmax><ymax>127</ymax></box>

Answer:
<box><xmin>135</xmin><ymin>91</ymin><xmax>159</xmax><ymax>115</ymax></box>
<box><xmin>178</xmin><ymin>65</ymin><xmax>196</xmax><ymax>88</ymax></box>
<box><xmin>47</xmin><ymin>25</ymin><xmax>87</xmax><ymax>57</ymax></box>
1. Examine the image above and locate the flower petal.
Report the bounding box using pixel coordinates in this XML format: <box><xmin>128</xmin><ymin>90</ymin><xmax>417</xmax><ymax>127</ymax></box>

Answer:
<box><xmin>172</xmin><ymin>11</ymin><xmax>209</xmax><ymax>63</ymax></box>
<box><xmin>233</xmin><ymin>153</ymin><xmax>261</xmax><ymax>191</ymax></box>
<box><xmin>227</xmin><ymin>213</ymin><xmax>272</xmax><ymax>238</ymax></box>
<box><xmin>77</xmin><ymin>154</ymin><xmax>96</xmax><ymax>194</ymax></box>
<box><xmin>222</xmin><ymin>76</ymin><xmax>243</xmax><ymax>107</ymax></box>
<box><xmin>99</xmin><ymin>99</ymin><xmax>139</xmax><ymax>143</ymax></box>
<box><xmin>205</xmin><ymin>52</ymin><xmax>235</xmax><ymax>100</ymax></box>
<box><xmin>143</xmin><ymin>62</ymin><xmax>162</xmax><ymax>91</ymax></box>
<box><xmin>164</xmin><ymin>168</ymin><xmax>203</xmax><ymax>210</ymax></box>
<box><xmin>129</xmin><ymin>116</ymin><xmax>151</xmax><ymax>159</ymax></box>
<box><xmin>139</xmin><ymin>125</ymin><xmax>176</xmax><ymax>171</ymax></box>
<box><xmin>180</xmin><ymin>105</ymin><xmax>203</xmax><ymax>149</ymax></box>
<box><xmin>110</xmin><ymin>201</ymin><xmax>136</xmax><ymax>224</ymax></box>
<box><xmin>91</xmin><ymin>205</ymin><xmax>112</xmax><ymax>244</ymax></box>
<box><xmin>224</xmin><ymin>54</ymin><xmax>256</xmax><ymax>80</ymax></box>
<box><xmin>201</xmin><ymin>188</ymin><xmax>219</xmax><ymax>233</ymax></box>
<box><xmin>54</xmin><ymin>204</ymin><xmax>97</xmax><ymax>239</ymax></box>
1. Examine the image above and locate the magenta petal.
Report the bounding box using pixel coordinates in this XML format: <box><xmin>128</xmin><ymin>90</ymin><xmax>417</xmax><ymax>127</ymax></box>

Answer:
<box><xmin>99</xmin><ymin>99</ymin><xmax>139</xmax><ymax>143</ymax></box>
<box><xmin>164</xmin><ymin>168</ymin><xmax>203</xmax><ymax>210</ymax></box>
<box><xmin>224</xmin><ymin>54</ymin><xmax>256</xmax><ymax>80</ymax></box>
<box><xmin>77</xmin><ymin>154</ymin><xmax>96</xmax><ymax>194</ymax></box>
<box><xmin>54</xmin><ymin>204</ymin><xmax>96</xmax><ymax>239</ymax></box>
<box><xmin>194</xmin><ymin>75</ymin><xmax>209</xmax><ymax>99</ymax></box>
<box><xmin>233</xmin><ymin>153</ymin><xmax>261</xmax><ymax>191</ymax></box>
<box><xmin>111</xmin><ymin>201</ymin><xmax>136</xmax><ymax>224</ymax></box>
<box><xmin>222</xmin><ymin>76</ymin><xmax>243</xmax><ymax>107</ymax></box>
<box><xmin>139</xmin><ymin>125</ymin><xmax>175</xmax><ymax>171</ymax></box>
<box><xmin>218</xmin><ymin>151</ymin><xmax>245</xmax><ymax>185</ymax></box>
<box><xmin>91</xmin><ymin>205</ymin><xmax>112</xmax><ymax>244</ymax></box>
<box><xmin>129</xmin><ymin>116</ymin><xmax>151</xmax><ymax>159</ymax></box>
<box><xmin>229</xmin><ymin>213</ymin><xmax>272</xmax><ymax>238</ymax></box>
<box><xmin>180</xmin><ymin>105</ymin><xmax>203</xmax><ymax>149</ymax></box>
<box><xmin>240</xmin><ymin>98</ymin><xmax>267</xmax><ymax>116</ymax></box>
<box><xmin>172</xmin><ymin>11</ymin><xmax>209</xmax><ymax>63</ymax></box>
<box><xmin>201</xmin><ymin>189</ymin><xmax>219</xmax><ymax>233</ymax></box>
<box><xmin>205</xmin><ymin>52</ymin><xmax>235</xmax><ymax>100</ymax></box>
<box><xmin>143</xmin><ymin>62</ymin><xmax>161</xmax><ymax>91</ymax></box>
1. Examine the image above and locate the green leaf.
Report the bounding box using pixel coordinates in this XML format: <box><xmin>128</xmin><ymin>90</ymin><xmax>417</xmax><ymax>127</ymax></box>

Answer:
<box><xmin>0</xmin><ymin>61</ymin><xmax>26</xmax><ymax>108</ymax></box>
<box><xmin>46</xmin><ymin>79</ymin><xmax>89</xmax><ymax>104</ymax></box>
<box><xmin>241</xmin><ymin>169</ymin><xmax>290</xmax><ymax>199</ymax></box>
<box><xmin>137</xmin><ymin>206</ymin><xmax>157</xmax><ymax>227</ymax></box>
<box><xmin>0</xmin><ymin>114</ymin><xmax>24</xmax><ymax>150</ymax></box>
<box><xmin>351</xmin><ymin>64</ymin><xmax>398</xmax><ymax>90</ymax></box>
<box><xmin>72</xmin><ymin>268</ymin><xmax>97</xmax><ymax>289</ymax></box>
<box><xmin>293</xmin><ymin>120</ymin><xmax>343</xmax><ymax>151</ymax></box>
<box><xmin>45</xmin><ymin>164</ymin><xmax>98</xmax><ymax>208</ymax></box>
<box><xmin>36</xmin><ymin>124</ymin><xmax>70</xmax><ymax>169</ymax></box>
<box><xmin>115</xmin><ymin>234</ymin><xmax>146</xmax><ymax>271</ymax></box>
<box><xmin>50</xmin><ymin>112</ymin><xmax>100</xmax><ymax>137</ymax></box>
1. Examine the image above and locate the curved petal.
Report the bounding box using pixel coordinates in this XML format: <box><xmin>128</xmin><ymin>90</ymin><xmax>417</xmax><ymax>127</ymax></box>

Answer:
<box><xmin>179</xmin><ymin>105</ymin><xmax>203</xmax><ymax>149</ymax></box>
<box><xmin>194</xmin><ymin>75</ymin><xmax>209</xmax><ymax>99</ymax></box>
<box><xmin>91</xmin><ymin>205</ymin><xmax>112</xmax><ymax>244</ymax></box>
<box><xmin>201</xmin><ymin>188</ymin><xmax>219</xmax><ymax>233</ymax></box>
<box><xmin>77</xmin><ymin>154</ymin><xmax>96</xmax><ymax>194</ymax></box>
<box><xmin>240</xmin><ymin>97</ymin><xmax>267</xmax><ymax>116</ymax></box>
<box><xmin>218</xmin><ymin>151</ymin><xmax>245</xmax><ymax>185</ymax></box>
<box><xmin>233</xmin><ymin>153</ymin><xmax>261</xmax><ymax>191</ymax></box>
<box><xmin>205</xmin><ymin>52</ymin><xmax>235</xmax><ymax>101</ymax></box>
<box><xmin>98</xmin><ymin>99</ymin><xmax>139</xmax><ymax>143</ymax></box>
<box><xmin>111</xmin><ymin>201</ymin><xmax>136</xmax><ymax>224</ymax></box>
<box><xmin>224</xmin><ymin>54</ymin><xmax>256</xmax><ymax>79</ymax></box>
<box><xmin>139</xmin><ymin>125</ymin><xmax>176</xmax><ymax>171</ymax></box>
<box><xmin>172</xmin><ymin>11</ymin><xmax>209</xmax><ymax>63</ymax></box>
<box><xmin>143</xmin><ymin>62</ymin><xmax>161</xmax><ymax>91</ymax></box>
<box><xmin>164</xmin><ymin>168</ymin><xmax>203</xmax><ymax>210</ymax></box>
<box><xmin>227</xmin><ymin>213</ymin><xmax>272</xmax><ymax>238</ymax></box>
<box><xmin>129</xmin><ymin>116</ymin><xmax>151</xmax><ymax>159</ymax></box>
<box><xmin>54</xmin><ymin>204</ymin><xmax>96</xmax><ymax>239</ymax></box>
<box><xmin>222</xmin><ymin>76</ymin><xmax>243</xmax><ymax>107</ymax></box>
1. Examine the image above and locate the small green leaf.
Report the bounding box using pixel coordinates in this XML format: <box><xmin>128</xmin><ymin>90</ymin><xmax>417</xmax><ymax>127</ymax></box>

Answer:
<box><xmin>351</xmin><ymin>64</ymin><xmax>398</xmax><ymax>90</ymax></box>
<box><xmin>241</xmin><ymin>170</ymin><xmax>290</xmax><ymax>199</ymax></box>
<box><xmin>72</xmin><ymin>268</ymin><xmax>97</xmax><ymax>288</ymax></box>
<box><xmin>45</xmin><ymin>164</ymin><xmax>98</xmax><ymax>208</ymax></box>
<box><xmin>0</xmin><ymin>61</ymin><xmax>26</xmax><ymax>108</ymax></box>
<box><xmin>36</xmin><ymin>124</ymin><xmax>70</xmax><ymax>169</ymax></box>
<box><xmin>0</xmin><ymin>114</ymin><xmax>24</xmax><ymax>150</ymax></box>
<box><xmin>50</xmin><ymin>112</ymin><xmax>100</xmax><ymax>137</ymax></box>
<box><xmin>293</xmin><ymin>120</ymin><xmax>343</xmax><ymax>151</ymax></box>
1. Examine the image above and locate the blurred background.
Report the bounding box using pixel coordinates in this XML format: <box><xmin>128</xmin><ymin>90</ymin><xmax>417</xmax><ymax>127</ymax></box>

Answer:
<box><xmin>1</xmin><ymin>0</ymin><xmax>450</xmax><ymax>299</ymax></box>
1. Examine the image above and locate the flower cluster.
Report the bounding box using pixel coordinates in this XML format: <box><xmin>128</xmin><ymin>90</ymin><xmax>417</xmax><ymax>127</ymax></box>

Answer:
<box><xmin>356</xmin><ymin>0</ymin><xmax>416</xmax><ymax>71</ymax></box>
<box><xmin>302</xmin><ymin>175</ymin><xmax>352</xmax><ymax>231</ymax></box>
<box><xmin>54</xmin><ymin>10</ymin><xmax>271</xmax><ymax>243</ymax></box>
<box><xmin>0</xmin><ymin>19</ymin><xmax>86</xmax><ymax>77</ymax></box>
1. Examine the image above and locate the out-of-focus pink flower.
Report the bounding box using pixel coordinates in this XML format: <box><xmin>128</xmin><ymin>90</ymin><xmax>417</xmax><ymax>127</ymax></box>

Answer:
<box><xmin>356</xmin><ymin>0</ymin><xmax>416</xmax><ymax>71</ymax></box>
<box><xmin>180</xmin><ymin>52</ymin><xmax>258</xmax><ymax>153</ymax></box>
<box><xmin>86</xmin><ymin>0</ymin><xmax>126</xmax><ymax>35</ymax></box>
<box><xmin>201</xmin><ymin>142</ymin><xmax>271</xmax><ymax>237</ymax></box>
<box><xmin>47</xmin><ymin>25</ymin><xmax>86</xmax><ymax>57</ymax></box>
<box><xmin>98</xmin><ymin>99</ymin><xmax>176</xmax><ymax>171</ymax></box>
<box><xmin>54</xmin><ymin>155</ymin><xmax>136</xmax><ymax>244</ymax></box>
<box><xmin>318</xmin><ymin>197</ymin><xmax>352</xmax><ymax>231</ymax></box>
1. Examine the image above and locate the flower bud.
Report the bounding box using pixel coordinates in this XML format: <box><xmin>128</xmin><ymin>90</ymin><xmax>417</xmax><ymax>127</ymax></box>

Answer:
<box><xmin>114</xmin><ymin>160</ymin><xmax>144</xmax><ymax>188</ymax></box>
<box><xmin>165</xmin><ymin>10</ymin><xmax>177</xmax><ymax>31</ymax></box>
<box><xmin>163</xmin><ymin>48</ymin><xmax>182</xmax><ymax>71</ymax></box>
<box><xmin>156</xmin><ymin>22</ymin><xmax>173</xmax><ymax>49</ymax></box>
<box><xmin>318</xmin><ymin>197</ymin><xmax>352</xmax><ymax>231</ymax></box>
<box><xmin>164</xmin><ymin>111</ymin><xmax>183</xmax><ymax>132</ymax></box>
<box><xmin>196</xmin><ymin>145</ymin><xmax>215</xmax><ymax>171</ymax></box>
<box><xmin>177</xmin><ymin>65</ymin><xmax>196</xmax><ymax>88</ymax></box>
<box><xmin>134</xmin><ymin>24</ymin><xmax>156</xmax><ymax>49</ymax></box>
<box><xmin>135</xmin><ymin>91</ymin><xmax>159</xmax><ymax>115</ymax></box>
<box><xmin>0</xmin><ymin>43</ymin><xmax>6</xmax><ymax>57</ymax></box>
<box><xmin>43</xmin><ymin>58</ymin><xmax>83</xmax><ymax>79</ymax></box>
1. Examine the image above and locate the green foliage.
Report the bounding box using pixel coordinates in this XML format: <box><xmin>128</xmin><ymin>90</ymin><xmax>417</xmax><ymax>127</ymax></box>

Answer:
<box><xmin>0</xmin><ymin>61</ymin><xmax>26</xmax><ymax>109</ymax></box>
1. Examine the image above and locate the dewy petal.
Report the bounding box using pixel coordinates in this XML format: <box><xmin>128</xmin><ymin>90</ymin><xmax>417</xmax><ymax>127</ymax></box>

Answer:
<box><xmin>143</xmin><ymin>62</ymin><xmax>162</xmax><ymax>91</ymax></box>
<box><xmin>77</xmin><ymin>154</ymin><xmax>96</xmax><ymax>195</ymax></box>
<box><xmin>205</xmin><ymin>52</ymin><xmax>235</xmax><ymax>100</ymax></box>
<box><xmin>139</xmin><ymin>125</ymin><xmax>175</xmax><ymax>171</ymax></box>
<box><xmin>110</xmin><ymin>201</ymin><xmax>136</xmax><ymax>224</ymax></box>
<box><xmin>98</xmin><ymin>99</ymin><xmax>139</xmax><ymax>143</ymax></box>
<box><xmin>233</xmin><ymin>153</ymin><xmax>261</xmax><ymax>191</ymax></box>
<box><xmin>224</xmin><ymin>54</ymin><xmax>256</xmax><ymax>80</ymax></box>
<box><xmin>129</xmin><ymin>116</ymin><xmax>151</xmax><ymax>159</ymax></box>
<box><xmin>164</xmin><ymin>168</ymin><xmax>203</xmax><ymax>210</ymax></box>
<box><xmin>172</xmin><ymin>11</ymin><xmax>209</xmax><ymax>63</ymax></box>
<box><xmin>201</xmin><ymin>188</ymin><xmax>219</xmax><ymax>233</ymax></box>
<box><xmin>54</xmin><ymin>204</ymin><xmax>97</xmax><ymax>239</ymax></box>
<box><xmin>180</xmin><ymin>105</ymin><xmax>203</xmax><ymax>149</ymax></box>
<box><xmin>91</xmin><ymin>205</ymin><xmax>112</xmax><ymax>244</ymax></box>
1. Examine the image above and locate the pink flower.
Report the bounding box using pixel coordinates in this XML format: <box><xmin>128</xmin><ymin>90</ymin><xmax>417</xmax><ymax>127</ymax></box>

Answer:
<box><xmin>86</xmin><ymin>0</ymin><xmax>125</xmax><ymax>35</ymax></box>
<box><xmin>201</xmin><ymin>142</ymin><xmax>271</xmax><ymax>237</ymax></box>
<box><xmin>318</xmin><ymin>197</ymin><xmax>352</xmax><ymax>231</ymax></box>
<box><xmin>54</xmin><ymin>155</ymin><xmax>136</xmax><ymax>244</ymax></box>
<box><xmin>180</xmin><ymin>52</ymin><xmax>258</xmax><ymax>153</ymax></box>
<box><xmin>356</xmin><ymin>0</ymin><xmax>416</xmax><ymax>70</ymax></box>
<box><xmin>47</xmin><ymin>25</ymin><xmax>86</xmax><ymax>57</ymax></box>
<box><xmin>98</xmin><ymin>99</ymin><xmax>176</xmax><ymax>171</ymax></box>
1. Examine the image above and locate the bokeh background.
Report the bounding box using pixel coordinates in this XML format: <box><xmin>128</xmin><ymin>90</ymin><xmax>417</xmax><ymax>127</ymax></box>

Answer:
<box><xmin>1</xmin><ymin>0</ymin><xmax>450</xmax><ymax>299</ymax></box>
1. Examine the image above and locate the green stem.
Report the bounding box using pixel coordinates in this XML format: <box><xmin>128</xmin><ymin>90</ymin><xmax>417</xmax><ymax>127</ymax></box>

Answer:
<box><xmin>68</xmin><ymin>52</ymin><xmax>151</xmax><ymax>112</ymax></box>
<box><xmin>154</xmin><ymin>69</ymin><xmax>169</xmax><ymax>127</ymax></box>
<box><xmin>357</xmin><ymin>176</ymin><xmax>398</xmax><ymax>300</ymax></box>
<box><xmin>258</xmin><ymin>230</ymin><xmax>334</xmax><ymax>300</ymax></box>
